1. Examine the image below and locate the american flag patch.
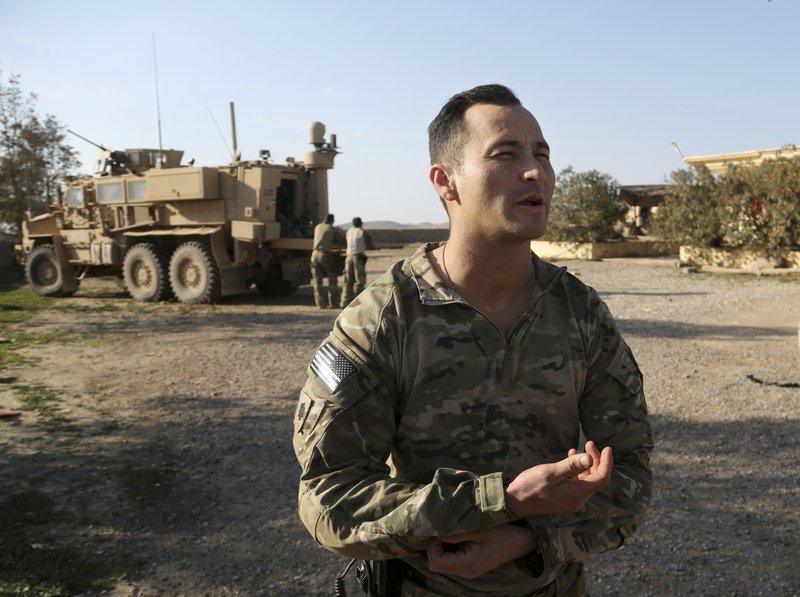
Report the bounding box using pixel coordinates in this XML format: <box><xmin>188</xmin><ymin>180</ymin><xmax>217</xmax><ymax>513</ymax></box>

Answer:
<box><xmin>310</xmin><ymin>342</ymin><xmax>359</xmax><ymax>392</ymax></box>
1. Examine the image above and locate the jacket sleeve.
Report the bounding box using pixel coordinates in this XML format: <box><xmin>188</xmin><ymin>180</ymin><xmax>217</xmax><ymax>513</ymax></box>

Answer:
<box><xmin>293</xmin><ymin>320</ymin><xmax>514</xmax><ymax>560</ymax></box>
<box><xmin>523</xmin><ymin>291</ymin><xmax>654</xmax><ymax>577</ymax></box>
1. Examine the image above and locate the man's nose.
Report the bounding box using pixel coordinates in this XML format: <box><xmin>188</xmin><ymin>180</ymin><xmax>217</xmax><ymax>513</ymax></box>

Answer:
<box><xmin>523</xmin><ymin>158</ymin><xmax>544</xmax><ymax>181</ymax></box>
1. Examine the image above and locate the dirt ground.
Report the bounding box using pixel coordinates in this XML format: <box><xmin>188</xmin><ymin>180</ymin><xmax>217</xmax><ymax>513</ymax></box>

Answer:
<box><xmin>1</xmin><ymin>248</ymin><xmax>799</xmax><ymax>596</ymax></box>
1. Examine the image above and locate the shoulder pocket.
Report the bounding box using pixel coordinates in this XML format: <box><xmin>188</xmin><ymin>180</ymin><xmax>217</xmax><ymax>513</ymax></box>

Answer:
<box><xmin>307</xmin><ymin>339</ymin><xmax>383</xmax><ymax>409</ymax></box>
<box><xmin>607</xmin><ymin>345</ymin><xmax>644</xmax><ymax>399</ymax></box>
<box><xmin>294</xmin><ymin>389</ymin><xmax>326</xmax><ymax>438</ymax></box>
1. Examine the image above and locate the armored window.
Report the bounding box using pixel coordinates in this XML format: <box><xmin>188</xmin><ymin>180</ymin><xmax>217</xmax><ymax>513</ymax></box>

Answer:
<box><xmin>128</xmin><ymin>151</ymin><xmax>142</xmax><ymax>167</ymax></box>
<box><xmin>64</xmin><ymin>187</ymin><xmax>84</xmax><ymax>207</ymax></box>
<box><xmin>96</xmin><ymin>181</ymin><xmax>125</xmax><ymax>203</ymax></box>
<box><xmin>128</xmin><ymin>179</ymin><xmax>147</xmax><ymax>200</ymax></box>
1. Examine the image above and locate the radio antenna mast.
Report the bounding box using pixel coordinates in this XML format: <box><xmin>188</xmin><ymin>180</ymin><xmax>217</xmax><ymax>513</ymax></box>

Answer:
<box><xmin>207</xmin><ymin>107</ymin><xmax>233</xmax><ymax>158</ymax></box>
<box><xmin>229</xmin><ymin>101</ymin><xmax>239</xmax><ymax>162</ymax></box>
<box><xmin>152</xmin><ymin>33</ymin><xmax>164</xmax><ymax>162</ymax></box>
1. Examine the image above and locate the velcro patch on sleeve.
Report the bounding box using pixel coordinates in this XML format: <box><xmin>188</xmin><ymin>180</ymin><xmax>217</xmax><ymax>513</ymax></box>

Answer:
<box><xmin>310</xmin><ymin>342</ymin><xmax>359</xmax><ymax>392</ymax></box>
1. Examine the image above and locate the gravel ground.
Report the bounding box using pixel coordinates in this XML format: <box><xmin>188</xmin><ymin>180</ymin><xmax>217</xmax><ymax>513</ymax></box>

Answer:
<box><xmin>1</xmin><ymin>248</ymin><xmax>799</xmax><ymax>597</ymax></box>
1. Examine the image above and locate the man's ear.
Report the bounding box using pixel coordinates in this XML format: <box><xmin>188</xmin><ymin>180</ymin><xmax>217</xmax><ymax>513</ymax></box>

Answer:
<box><xmin>429</xmin><ymin>164</ymin><xmax>459</xmax><ymax>203</ymax></box>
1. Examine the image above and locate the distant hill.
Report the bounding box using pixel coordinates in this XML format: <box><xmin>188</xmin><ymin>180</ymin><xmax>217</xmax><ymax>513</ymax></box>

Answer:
<box><xmin>361</xmin><ymin>221</ymin><xmax>448</xmax><ymax>230</ymax></box>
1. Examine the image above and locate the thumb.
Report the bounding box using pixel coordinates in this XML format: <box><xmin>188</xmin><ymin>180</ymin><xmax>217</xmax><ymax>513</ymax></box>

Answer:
<box><xmin>556</xmin><ymin>453</ymin><xmax>592</xmax><ymax>478</ymax></box>
<box><xmin>436</xmin><ymin>531</ymin><xmax>476</xmax><ymax>544</ymax></box>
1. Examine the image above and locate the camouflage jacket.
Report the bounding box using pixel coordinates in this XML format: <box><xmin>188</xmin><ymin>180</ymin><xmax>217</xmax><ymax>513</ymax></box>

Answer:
<box><xmin>294</xmin><ymin>243</ymin><xmax>653</xmax><ymax>596</ymax></box>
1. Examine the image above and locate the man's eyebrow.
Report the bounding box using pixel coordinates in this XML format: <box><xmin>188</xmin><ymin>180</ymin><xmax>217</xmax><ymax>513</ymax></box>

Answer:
<box><xmin>488</xmin><ymin>138</ymin><xmax>550</xmax><ymax>152</ymax></box>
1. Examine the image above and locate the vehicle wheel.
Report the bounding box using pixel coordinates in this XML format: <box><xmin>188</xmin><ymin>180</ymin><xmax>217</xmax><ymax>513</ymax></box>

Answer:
<box><xmin>255</xmin><ymin>270</ymin><xmax>298</xmax><ymax>296</ymax></box>
<box><xmin>123</xmin><ymin>243</ymin><xmax>170</xmax><ymax>301</ymax></box>
<box><xmin>25</xmin><ymin>244</ymin><xmax>77</xmax><ymax>297</ymax></box>
<box><xmin>169</xmin><ymin>241</ymin><xmax>220</xmax><ymax>304</ymax></box>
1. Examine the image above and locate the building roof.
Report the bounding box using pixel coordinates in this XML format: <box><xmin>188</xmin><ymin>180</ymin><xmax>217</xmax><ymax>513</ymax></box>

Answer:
<box><xmin>683</xmin><ymin>145</ymin><xmax>800</xmax><ymax>175</ymax></box>
<box><xmin>619</xmin><ymin>184</ymin><xmax>671</xmax><ymax>208</ymax></box>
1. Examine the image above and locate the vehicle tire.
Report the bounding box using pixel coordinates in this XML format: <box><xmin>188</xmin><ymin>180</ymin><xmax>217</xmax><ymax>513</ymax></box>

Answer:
<box><xmin>169</xmin><ymin>241</ymin><xmax>220</xmax><ymax>304</ymax></box>
<box><xmin>123</xmin><ymin>243</ymin><xmax>170</xmax><ymax>301</ymax></box>
<box><xmin>25</xmin><ymin>244</ymin><xmax>77</xmax><ymax>297</ymax></box>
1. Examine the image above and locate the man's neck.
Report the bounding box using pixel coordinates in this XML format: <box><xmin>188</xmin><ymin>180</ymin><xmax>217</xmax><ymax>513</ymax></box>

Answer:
<box><xmin>440</xmin><ymin>235</ymin><xmax>534</xmax><ymax>298</ymax></box>
<box><xmin>431</xmin><ymin>238</ymin><xmax>534</xmax><ymax>336</ymax></box>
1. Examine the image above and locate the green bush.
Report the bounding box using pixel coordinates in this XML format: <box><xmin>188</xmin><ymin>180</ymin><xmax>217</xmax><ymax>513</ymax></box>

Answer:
<box><xmin>651</xmin><ymin>166</ymin><xmax>725</xmax><ymax>248</ymax></box>
<box><xmin>721</xmin><ymin>157</ymin><xmax>800</xmax><ymax>255</ymax></box>
<box><xmin>652</xmin><ymin>156</ymin><xmax>800</xmax><ymax>257</ymax></box>
<box><xmin>547</xmin><ymin>167</ymin><xmax>627</xmax><ymax>242</ymax></box>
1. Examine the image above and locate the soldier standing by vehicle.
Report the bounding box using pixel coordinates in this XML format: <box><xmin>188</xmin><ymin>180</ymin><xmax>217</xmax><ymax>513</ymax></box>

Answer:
<box><xmin>294</xmin><ymin>84</ymin><xmax>653</xmax><ymax>595</ymax></box>
<box><xmin>341</xmin><ymin>217</ymin><xmax>373</xmax><ymax>306</ymax></box>
<box><xmin>310</xmin><ymin>213</ymin><xmax>342</xmax><ymax>309</ymax></box>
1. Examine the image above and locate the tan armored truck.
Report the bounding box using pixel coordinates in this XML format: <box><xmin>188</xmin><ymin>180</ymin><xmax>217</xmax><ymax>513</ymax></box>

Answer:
<box><xmin>20</xmin><ymin>121</ymin><xmax>339</xmax><ymax>304</ymax></box>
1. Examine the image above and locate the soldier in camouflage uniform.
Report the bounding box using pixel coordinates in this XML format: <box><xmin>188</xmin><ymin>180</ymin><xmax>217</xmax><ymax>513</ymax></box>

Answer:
<box><xmin>310</xmin><ymin>213</ymin><xmax>342</xmax><ymax>309</ymax></box>
<box><xmin>294</xmin><ymin>84</ymin><xmax>653</xmax><ymax>596</ymax></box>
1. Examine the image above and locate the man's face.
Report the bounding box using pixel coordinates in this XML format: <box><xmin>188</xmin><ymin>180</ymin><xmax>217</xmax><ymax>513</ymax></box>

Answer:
<box><xmin>447</xmin><ymin>103</ymin><xmax>555</xmax><ymax>242</ymax></box>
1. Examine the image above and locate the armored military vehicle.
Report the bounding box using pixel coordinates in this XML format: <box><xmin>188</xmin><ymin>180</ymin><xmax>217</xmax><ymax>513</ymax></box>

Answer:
<box><xmin>20</xmin><ymin>120</ymin><xmax>340</xmax><ymax>304</ymax></box>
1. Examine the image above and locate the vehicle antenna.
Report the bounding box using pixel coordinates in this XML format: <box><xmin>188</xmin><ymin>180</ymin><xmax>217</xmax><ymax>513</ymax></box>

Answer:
<box><xmin>207</xmin><ymin>107</ymin><xmax>233</xmax><ymax>159</ymax></box>
<box><xmin>229</xmin><ymin>101</ymin><xmax>239</xmax><ymax>162</ymax></box>
<box><xmin>152</xmin><ymin>33</ymin><xmax>164</xmax><ymax>164</ymax></box>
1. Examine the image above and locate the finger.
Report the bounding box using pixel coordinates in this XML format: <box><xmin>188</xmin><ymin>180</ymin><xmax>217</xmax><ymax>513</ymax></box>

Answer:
<box><xmin>596</xmin><ymin>446</ymin><xmax>614</xmax><ymax>481</ymax></box>
<box><xmin>584</xmin><ymin>441</ymin><xmax>601</xmax><ymax>460</ymax></box>
<box><xmin>426</xmin><ymin>541</ymin><xmax>446</xmax><ymax>561</ymax></box>
<box><xmin>583</xmin><ymin>442</ymin><xmax>602</xmax><ymax>473</ymax></box>
<box><xmin>555</xmin><ymin>452</ymin><xmax>593</xmax><ymax>479</ymax></box>
<box><xmin>568</xmin><ymin>448</ymin><xmax>577</xmax><ymax>457</ymax></box>
<box><xmin>428</xmin><ymin>542</ymin><xmax>463</xmax><ymax>564</ymax></box>
<box><xmin>436</xmin><ymin>531</ymin><xmax>477</xmax><ymax>544</ymax></box>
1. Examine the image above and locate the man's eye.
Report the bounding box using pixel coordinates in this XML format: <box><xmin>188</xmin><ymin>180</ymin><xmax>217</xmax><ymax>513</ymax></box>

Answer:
<box><xmin>492</xmin><ymin>151</ymin><xmax>514</xmax><ymax>159</ymax></box>
<box><xmin>535</xmin><ymin>152</ymin><xmax>550</xmax><ymax>161</ymax></box>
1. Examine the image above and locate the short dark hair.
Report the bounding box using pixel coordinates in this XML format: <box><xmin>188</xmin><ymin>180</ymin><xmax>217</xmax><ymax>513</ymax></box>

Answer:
<box><xmin>325</xmin><ymin>213</ymin><xmax>334</xmax><ymax>224</ymax></box>
<box><xmin>352</xmin><ymin>217</ymin><xmax>362</xmax><ymax>227</ymax></box>
<box><xmin>428</xmin><ymin>84</ymin><xmax>521</xmax><ymax>167</ymax></box>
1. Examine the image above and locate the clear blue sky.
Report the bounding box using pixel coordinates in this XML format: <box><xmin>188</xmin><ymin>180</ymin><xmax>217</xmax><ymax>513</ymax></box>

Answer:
<box><xmin>1</xmin><ymin>0</ymin><xmax>796</xmax><ymax>224</ymax></box>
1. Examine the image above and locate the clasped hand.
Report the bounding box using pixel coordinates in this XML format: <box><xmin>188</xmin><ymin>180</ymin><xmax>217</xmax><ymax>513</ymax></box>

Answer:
<box><xmin>426</xmin><ymin>441</ymin><xmax>612</xmax><ymax>579</ymax></box>
<box><xmin>505</xmin><ymin>440</ymin><xmax>612</xmax><ymax>517</ymax></box>
<box><xmin>426</xmin><ymin>523</ymin><xmax>537</xmax><ymax>580</ymax></box>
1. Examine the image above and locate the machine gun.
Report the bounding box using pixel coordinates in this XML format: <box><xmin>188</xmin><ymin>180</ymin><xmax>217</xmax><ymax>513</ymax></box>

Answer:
<box><xmin>67</xmin><ymin>129</ymin><xmax>131</xmax><ymax>176</ymax></box>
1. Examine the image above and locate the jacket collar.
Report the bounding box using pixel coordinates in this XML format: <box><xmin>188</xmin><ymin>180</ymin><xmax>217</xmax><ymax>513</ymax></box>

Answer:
<box><xmin>408</xmin><ymin>242</ymin><xmax>567</xmax><ymax>307</ymax></box>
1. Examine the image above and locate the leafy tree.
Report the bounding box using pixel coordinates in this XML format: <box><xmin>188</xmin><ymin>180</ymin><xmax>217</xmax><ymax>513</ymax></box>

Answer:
<box><xmin>650</xmin><ymin>166</ymin><xmax>725</xmax><ymax>248</ymax></box>
<box><xmin>0</xmin><ymin>70</ymin><xmax>79</xmax><ymax>234</ymax></box>
<box><xmin>720</xmin><ymin>157</ymin><xmax>800</xmax><ymax>255</ymax></box>
<box><xmin>652</xmin><ymin>157</ymin><xmax>800</xmax><ymax>257</ymax></box>
<box><xmin>546</xmin><ymin>166</ymin><xmax>627</xmax><ymax>242</ymax></box>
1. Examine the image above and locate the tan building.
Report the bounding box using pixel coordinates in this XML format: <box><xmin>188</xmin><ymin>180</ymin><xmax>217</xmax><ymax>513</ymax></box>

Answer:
<box><xmin>683</xmin><ymin>144</ymin><xmax>800</xmax><ymax>175</ymax></box>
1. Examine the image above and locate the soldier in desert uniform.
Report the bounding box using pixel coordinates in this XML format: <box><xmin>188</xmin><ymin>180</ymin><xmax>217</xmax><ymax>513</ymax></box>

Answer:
<box><xmin>310</xmin><ymin>213</ymin><xmax>343</xmax><ymax>308</ymax></box>
<box><xmin>342</xmin><ymin>216</ymin><xmax>374</xmax><ymax>306</ymax></box>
